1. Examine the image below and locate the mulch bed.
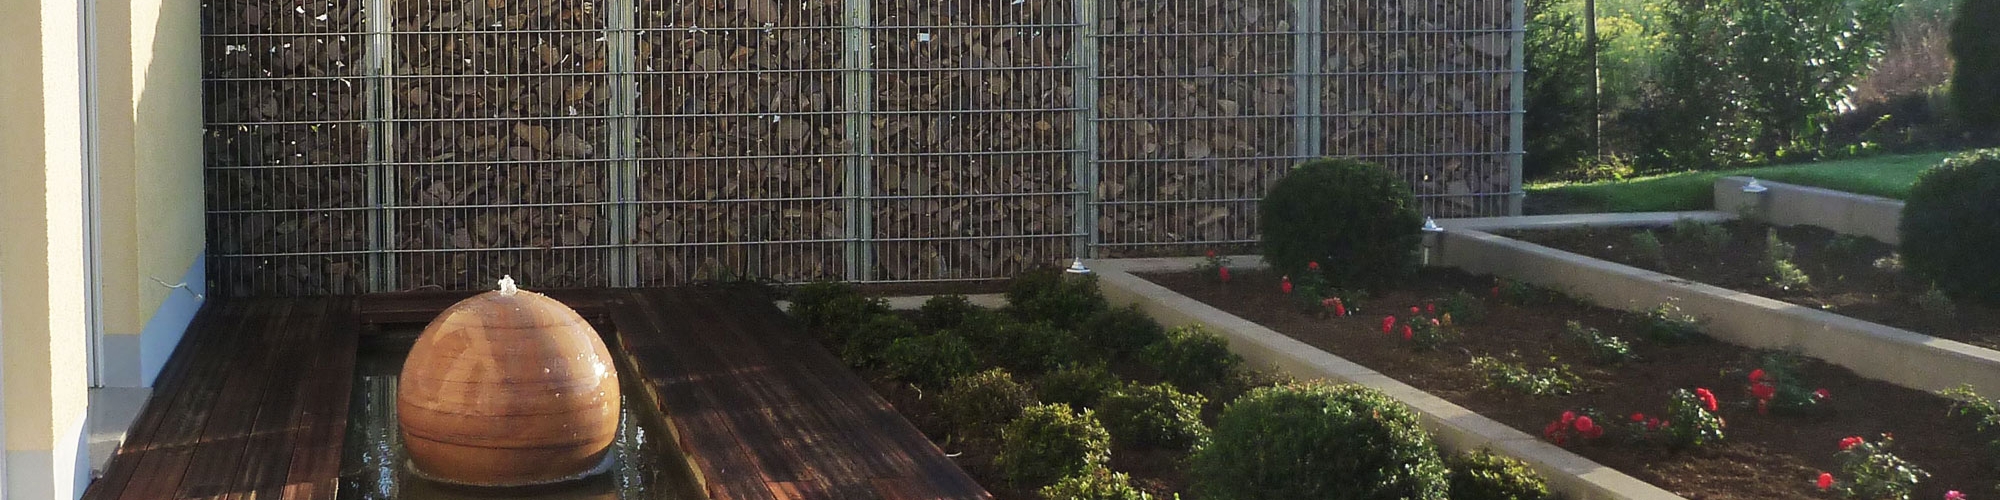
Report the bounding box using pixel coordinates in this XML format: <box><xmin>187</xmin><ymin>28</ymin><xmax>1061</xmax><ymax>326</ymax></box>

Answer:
<box><xmin>1139</xmin><ymin>268</ymin><xmax>1992</xmax><ymax>500</ymax></box>
<box><xmin>1502</xmin><ymin>220</ymin><xmax>2000</xmax><ymax>350</ymax></box>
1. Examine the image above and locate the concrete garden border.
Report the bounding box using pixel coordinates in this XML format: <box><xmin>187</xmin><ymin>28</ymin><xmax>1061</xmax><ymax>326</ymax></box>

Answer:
<box><xmin>1714</xmin><ymin>176</ymin><xmax>1906</xmax><ymax>244</ymax></box>
<box><xmin>1089</xmin><ymin>257</ymin><xmax>1684</xmax><ymax>500</ymax></box>
<box><xmin>1431</xmin><ymin>213</ymin><xmax>2000</xmax><ymax>398</ymax></box>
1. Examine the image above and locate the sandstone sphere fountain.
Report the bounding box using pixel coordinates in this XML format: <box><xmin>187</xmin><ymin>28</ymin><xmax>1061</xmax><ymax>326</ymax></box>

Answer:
<box><xmin>398</xmin><ymin>276</ymin><xmax>622</xmax><ymax>487</ymax></box>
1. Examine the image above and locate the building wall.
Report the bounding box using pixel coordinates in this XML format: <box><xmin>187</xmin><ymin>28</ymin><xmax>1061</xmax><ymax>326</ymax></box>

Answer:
<box><xmin>0</xmin><ymin>0</ymin><xmax>96</xmax><ymax>495</ymax></box>
<box><xmin>95</xmin><ymin>0</ymin><xmax>206</xmax><ymax>389</ymax></box>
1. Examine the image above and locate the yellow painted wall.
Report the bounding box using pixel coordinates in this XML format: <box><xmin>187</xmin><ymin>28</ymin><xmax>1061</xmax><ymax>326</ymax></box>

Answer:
<box><xmin>98</xmin><ymin>0</ymin><xmax>205</xmax><ymax>339</ymax></box>
<box><xmin>1</xmin><ymin>0</ymin><xmax>96</xmax><ymax>495</ymax></box>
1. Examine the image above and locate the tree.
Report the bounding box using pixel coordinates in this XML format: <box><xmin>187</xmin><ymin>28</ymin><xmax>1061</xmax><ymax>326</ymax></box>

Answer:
<box><xmin>1952</xmin><ymin>0</ymin><xmax>2000</xmax><ymax>130</ymax></box>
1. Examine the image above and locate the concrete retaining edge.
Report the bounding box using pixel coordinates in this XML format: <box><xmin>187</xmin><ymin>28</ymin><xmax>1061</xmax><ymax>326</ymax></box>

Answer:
<box><xmin>1091</xmin><ymin>257</ymin><xmax>1684</xmax><ymax>500</ymax></box>
<box><xmin>1435</xmin><ymin>228</ymin><xmax>2000</xmax><ymax>397</ymax></box>
<box><xmin>1714</xmin><ymin>176</ymin><xmax>1905</xmax><ymax>245</ymax></box>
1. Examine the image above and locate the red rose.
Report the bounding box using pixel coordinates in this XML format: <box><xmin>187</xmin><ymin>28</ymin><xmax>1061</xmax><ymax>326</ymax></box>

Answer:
<box><xmin>1308</xmin><ymin>261</ymin><xmax>1320</xmax><ymax>271</ymax></box>
<box><xmin>1695</xmin><ymin>388</ymin><xmax>1719</xmax><ymax>412</ymax></box>
<box><xmin>1218</xmin><ymin>266</ymin><xmax>1231</xmax><ymax>283</ymax></box>
<box><xmin>1574</xmin><ymin>416</ymin><xmax>1596</xmax><ymax>432</ymax></box>
<box><xmin>1646</xmin><ymin>417</ymin><xmax>1663</xmax><ymax>431</ymax></box>
<box><xmin>1401</xmin><ymin>324</ymin><xmax>1414</xmax><ymax>340</ymax></box>
<box><xmin>1816</xmin><ymin>472</ymin><xmax>1834</xmax><ymax>491</ymax></box>
<box><xmin>1839</xmin><ymin>436</ymin><xmax>1863</xmax><ymax>451</ymax></box>
<box><xmin>1750</xmin><ymin>381</ymin><xmax>1776</xmax><ymax>401</ymax></box>
<box><xmin>1630</xmin><ymin>412</ymin><xmax>1646</xmax><ymax>422</ymax></box>
<box><xmin>1426</xmin><ymin>303</ymin><xmax>1437</xmax><ymax>314</ymax></box>
<box><xmin>1334</xmin><ymin>300</ymin><xmax>1348</xmax><ymax>317</ymax></box>
<box><xmin>1281</xmin><ymin>276</ymin><xmax>1293</xmax><ymax>294</ymax></box>
<box><xmin>1560</xmin><ymin>411</ymin><xmax>1577</xmax><ymax>425</ymax></box>
<box><xmin>1206</xmin><ymin>249</ymin><xmax>1218</xmax><ymax>259</ymax></box>
<box><xmin>1491</xmin><ymin>286</ymin><xmax>1501</xmax><ymax>299</ymax></box>
<box><xmin>1322</xmin><ymin>297</ymin><xmax>1339</xmax><ymax>308</ymax></box>
<box><xmin>1749</xmin><ymin>368</ymin><xmax>1766</xmax><ymax>383</ymax></box>
<box><xmin>1381</xmin><ymin>316</ymin><xmax>1396</xmax><ymax>333</ymax></box>
<box><xmin>1814</xmin><ymin>388</ymin><xmax>1830</xmax><ymax>400</ymax></box>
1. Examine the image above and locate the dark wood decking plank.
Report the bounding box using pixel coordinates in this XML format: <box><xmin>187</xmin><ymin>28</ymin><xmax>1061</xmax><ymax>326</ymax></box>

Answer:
<box><xmin>112</xmin><ymin>300</ymin><xmax>272</xmax><ymax>500</ymax></box>
<box><xmin>358</xmin><ymin>288</ymin><xmax>614</xmax><ymax>325</ymax></box>
<box><xmin>713</xmin><ymin>287</ymin><xmax>991</xmax><ymax>498</ymax></box>
<box><xmin>175</xmin><ymin>299</ymin><xmax>307</xmax><ymax>498</ymax></box>
<box><xmin>284</xmin><ymin>297</ymin><xmax>359</xmax><ymax>500</ymax></box>
<box><xmin>609</xmin><ymin>290</ymin><xmax>777</xmax><ymax>500</ymax></box>
<box><xmin>82</xmin><ymin>299</ymin><xmax>245</xmax><ymax>500</ymax></box>
<box><xmin>227</xmin><ymin>299</ymin><xmax>338</xmax><ymax>499</ymax></box>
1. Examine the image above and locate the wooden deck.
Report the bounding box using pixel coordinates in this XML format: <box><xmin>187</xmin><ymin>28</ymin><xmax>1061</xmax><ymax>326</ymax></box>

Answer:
<box><xmin>83</xmin><ymin>297</ymin><xmax>359</xmax><ymax>500</ymax></box>
<box><xmin>84</xmin><ymin>286</ymin><xmax>990</xmax><ymax>500</ymax></box>
<box><xmin>612</xmin><ymin>287</ymin><xmax>991</xmax><ymax>500</ymax></box>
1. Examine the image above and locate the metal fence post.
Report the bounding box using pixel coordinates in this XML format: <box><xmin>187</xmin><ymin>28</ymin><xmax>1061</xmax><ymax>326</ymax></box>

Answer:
<box><xmin>366</xmin><ymin>0</ymin><xmax>396</xmax><ymax>292</ymax></box>
<box><xmin>606</xmin><ymin>0</ymin><xmax>639</xmax><ymax>287</ymax></box>
<box><xmin>1292</xmin><ymin>0</ymin><xmax>1324</xmax><ymax>161</ymax></box>
<box><xmin>1510</xmin><ymin>0</ymin><xmax>1528</xmax><ymax>215</ymax></box>
<box><xmin>1074</xmin><ymin>0</ymin><xmax>1101</xmax><ymax>260</ymax></box>
<box><xmin>843</xmin><ymin>0</ymin><xmax>874</xmax><ymax>281</ymax></box>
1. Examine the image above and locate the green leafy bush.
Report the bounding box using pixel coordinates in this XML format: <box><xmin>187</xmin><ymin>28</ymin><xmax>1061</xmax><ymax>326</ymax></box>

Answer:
<box><xmin>787</xmin><ymin>282</ymin><xmax>889</xmax><ymax>343</ymax></box>
<box><xmin>1257</xmin><ymin>158</ymin><xmax>1424</xmax><ymax>291</ymax></box>
<box><xmin>1664</xmin><ymin>388</ymin><xmax>1727</xmax><ymax>448</ymax></box>
<box><xmin>1672</xmin><ymin>218</ymin><xmax>1731</xmax><ymax>254</ymax></box>
<box><xmin>840</xmin><ymin>314</ymin><xmax>923</xmax><ymax>368</ymax></box>
<box><xmin>1077</xmin><ymin>305</ymin><xmax>1167</xmax><ymax>361</ymax></box>
<box><xmin>1008</xmin><ymin>267</ymin><xmax>1110</xmax><ymax>329</ymax></box>
<box><xmin>882</xmin><ymin>332</ymin><xmax>980</xmax><ymax>390</ymax></box>
<box><xmin>985</xmin><ymin>321</ymin><xmax>1082</xmax><ymax>376</ymax></box>
<box><xmin>919</xmin><ymin>294</ymin><xmax>981</xmax><ymax>331</ymax></box>
<box><xmin>1142</xmin><ymin>325</ymin><xmax>1243</xmax><ymax>392</ymax></box>
<box><xmin>1190</xmin><ymin>382</ymin><xmax>1449</xmax><ymax>500</ymax></box>
<box><xmin>997</xmin><ymin>403</ymin><xmax>1113</xmax><ymax>490</ymax></box>
<box><xmin>1763</xmin><ymin>229</ymin><xmax>1812</xmax><ymax>290</ymax></box>
<box><xmin>1037</xmin><ymin>467</ymin><xmax>1152</xmax><ymax>500</ymax></box>
<box><xmin>1939</xmin><ymin>385</ymin><xmax>2000</xmax><ymax>472</ymax></box>
<box><xmin>1564</xmin><ymin>321</ymin><xmax>1633</xmax><ymax>364</ymax></box>
<box><xmin>1901</xmin><ymin>150</ymin><xmax>2000</xmax><ymax>305</ymax></box>
<box><xmin>1439</xmin><ymin>290</ymin><xmax>1486</xmax><ymax>325</ymax></box>
<box><xmin>1447</xmin><ymin>450</ymin><xmax>1552</xmax><ymax>500</ymax></box>
<box><xmin>1826</xmin><ymin>434</ymin><xmax>1930</xmax><ymax>500</ymax></box>
<box><xmin>1096</xmin><ymin>382</ymin><xmax>1210</xmax><ymax>451</ymax></box>
<box><xmin>1952</xmin><ymin>0</ymin><xmax>2000</xmax><ymax>129</ymax></box>
<box><xmin>1640</xmin><ymin>302</ymin><xmax>1705</xmax><ymax>344</ymax></box>
<box><xmin>939</xmin><ymin>369</ymin><xmax>1037</xmax><ymax>442</ymax></box>
<box><xmin>1037</xmin><ymin>363</ymin><xmax>1120</xmax><ymax>409</ymax></box>
<box><xmin>1470</xmin><ymin>355</ymin><xmax>1578</xmax><ymax>396</ymax></box>
<box><xmin>1523</xmin><ymin>0</ymin><xmax>1606</xmax><ymax>179</ymax></box>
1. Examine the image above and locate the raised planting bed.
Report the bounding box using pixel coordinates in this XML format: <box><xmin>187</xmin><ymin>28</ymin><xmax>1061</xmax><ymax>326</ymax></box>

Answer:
<box><xmin>1502</xmin><ymin>220</ymin><xmax>2000</xmax><ymax>351</ymax></box>
<box><xmin>781</xmin><ymin>270</ymin><xmax>1589</xmax><ymax>500</ymax></box>
<box><xmin>1715</xmin><ymin>176</ymin><xmax>1905</xmax><ymax>245</ymax></box>
<box><xmin>1128</xmin><ymin>265</ymin><xmax>1993</xmax><ymax>499</ymax></box>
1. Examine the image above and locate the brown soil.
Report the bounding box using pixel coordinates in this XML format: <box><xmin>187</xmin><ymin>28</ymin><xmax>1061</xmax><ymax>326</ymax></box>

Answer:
<box><xmin>1139</xmin><ymin>268</ymin><xmax>1993</xmax><ymax>500</ymax></box>
<box><xmin>1502</xmin><ymin>220</ymin><xmax>2000</xmax><ymax>350</ymax></box>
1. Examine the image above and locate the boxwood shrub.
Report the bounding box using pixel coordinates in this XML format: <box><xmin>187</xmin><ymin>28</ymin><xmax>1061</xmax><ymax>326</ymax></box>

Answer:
<box><xmin>1077</xmin><ymin>305</ymin><xmax>1168</xmax><ymax>361</ymax></box>
<box><xmin>1142</xmin><ymin>325</ymin><xmax>1243</xmax><ymax>392</ymax></box>
<box><xmin>919</xmin><ymin>294</ymin><xmax>981</xmax><ymax>331</ymax></box>
<box><xmin>786</xmin><ymin>281</ymin><xmax>889</xmax><ymax>343</ymax></box>
<box><xmin>1190</xmin><ymin>382</ymin><xmax>1448</xmax><ymax>500</ymax></box>
<box><xmin>1901</xmin><ymin>149</ymin><xmax>2000</xmax><ymax>305</ymax></box>
<box><xmin>838</xmin><ymin>313</ymin><xmax>922</xmax><ymax>368</ymax></box>
<box><xmin>1036</xmin><ymin>363</ymin><xmax>1120</xmax><ymax>409</ymax></box>
<box><xmin>996</xmin><ymin>403</ymin><xmax>1113</xmax><ymax>490</ymax></box>
<box><xmin>1096</xmin><ymin>382</ymin><xmax>1210</xmax><ymax>452</ymax></box>
<box><xmin>1007</xmin><ymin>267</ymin><xmax>1109</xmax><ymax>329</ymax></box>
<box><xmin>1447</xmin><ymin>449</ymin><xmax>1552</xmax><ymax>500</ymax></box>
<box><xmin>881</xmin><ymin>332</ymin><xmax>980</xmax><ymax>390</ymax></box>
<box><xmin>938</xmin><ymin>368</ymin><xmax>1037</xmax><ymax>442</ymax></box>
<box><xmin>1037</xmin><ymin>467</ymin><xmax>1152</xmax><ymax>500</ymax></box>
<box><xmin>1258</xmin><ymin>158</ymin><xmax>1425</xmax><ymax>290</ymax></box>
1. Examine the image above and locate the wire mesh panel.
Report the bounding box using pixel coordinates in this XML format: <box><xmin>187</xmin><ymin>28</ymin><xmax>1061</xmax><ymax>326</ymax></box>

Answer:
<box><xmin>1319</xmin><ymin>0</ymin><xmax>1518</xmax><ymax>217</ymax></box>
<box><xmin>867</xmin><ymin>0</ymin><xmax>1084</xmax><ymax>281</ymax></box>
<box><xmin>1093</xmin><ymin>0</ymin><xmax>1300</xmax><ymax>257</ymax></box>
<box><xmin>384</xmin><ymin>0</ymin><xmax>617</xmax><ymax>291</ymax></box>
<box><xmin>203</xmin><ymin>0</ymin><xmax>375</xmax><ymax>296</ymax></box>
<box><xmin>630</xmin><ymin>0</ymin><xmax>851</xmax><ymax>285</ymax></box>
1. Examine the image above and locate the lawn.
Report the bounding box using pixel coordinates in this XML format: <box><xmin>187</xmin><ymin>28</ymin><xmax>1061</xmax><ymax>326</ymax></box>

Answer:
<box><xmin>1525</xmin><ymin>151</ymin><xmax>1958</xmax><ymax>214</ymax></box>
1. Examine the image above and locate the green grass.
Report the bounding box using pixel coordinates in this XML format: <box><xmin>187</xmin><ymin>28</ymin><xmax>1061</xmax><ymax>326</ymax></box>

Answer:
<box><xmin>1526</xmin><ymin>152</ymin><xmax>1959</xmax><ymax>214</ymax></box>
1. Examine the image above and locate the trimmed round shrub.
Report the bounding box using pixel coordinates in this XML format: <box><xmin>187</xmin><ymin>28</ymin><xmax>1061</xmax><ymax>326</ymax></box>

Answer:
<box><xmin>986</xmin><ymin>321</ymin><xmax>1082</xmax><ymax>376</ymax></box>
<box><xmin>1258</xmin><ymin>158</ymin><xmax>1424</xmax><ymax>290</ymax></box>
<box><xmin>882</xmin><ymin>332</ymin><xmax>980</xmax><ymax>390</ymax></box>
<box><xmin>1096</xmin><ymin>382</ymin><xmax>1210</xmax><ymax>451</ymax></box>
<box><xmin>1036</xmin><ymin>363</ymin><xmax>1120</xmax><ymax>409</ymax></box>
<box><xmin>839</xmin><ymin>313</ymin><xmax>923</xmax><ymax>368</ymax></box>
<box><xmin>1900</xmin><ymin>150</ymin><xmax>2000</xmax><ymax>305</ymax></box>
<box><xmin>1078</xmin><ymin>305</ymin><xmax>1167</xmax><ymax>361</ymax></box>
<box><xmin>997</xmin><ymin>403</ymin><xmax>1113</xmax><ymax>490</ymax></box>
<box><xmin>1007</xmin><ymin>267</ymin><xmax>1110</xmax><ymax>329</ymax></box>
<box><xmin>939</xmin><ymin>368</ymin><xmax>1037</xmax><ymax>442</ymax></box>
<box><xmin>1190</xmin><ymin>382</ymin><xmax>1449</xmax><ymax>500</ymax></box>
<box><xmin>1447</xmin><ymin>450</ymin><xmax>1552</xmax><ymax>500</ymax></box>
<box><xmin>787</xmin><ymin>281</ymin><xmax>889</xmax><ymax>344</ymax></box>
<box><xmin>919</xmin><ymin>294</ymin><xmax>981</xmax><ymax>331</ymax></box>
<box><xmin>1952</xmin><ymin>0</ymin><xmax>2000</xmax><ymax>128</ymax></box>
<box><xmin>1142</xmin><ymin>325</ymin><xmax>1243</xmax><ymax>392</ymax></box>
<box><xmin>1037</xmin><ymin>467</ymin><xmax>1153</xmax><ymax>500</ymax></box>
